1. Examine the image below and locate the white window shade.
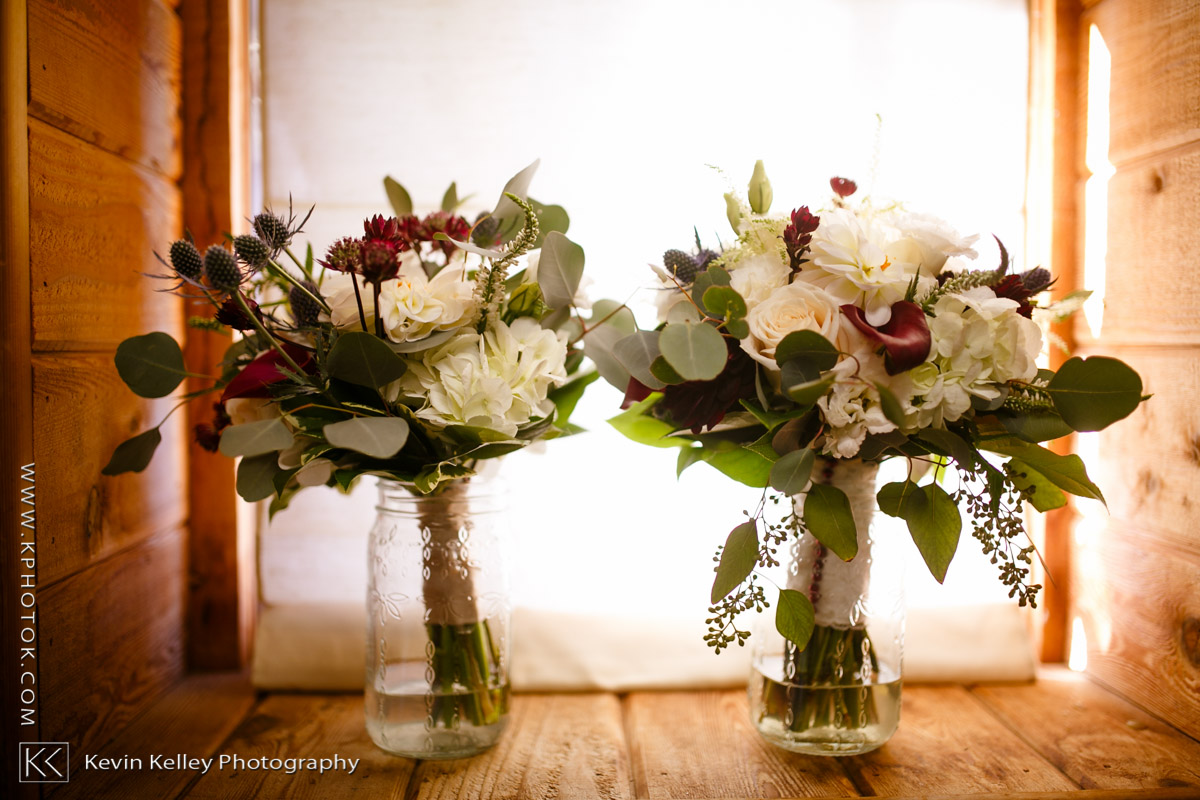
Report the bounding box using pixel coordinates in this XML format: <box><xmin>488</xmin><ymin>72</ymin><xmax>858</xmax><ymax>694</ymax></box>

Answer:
<box><xmin>252</xmin><ymin>0</ymin><xmax>1036</xmax><ymax>690</ymax></box>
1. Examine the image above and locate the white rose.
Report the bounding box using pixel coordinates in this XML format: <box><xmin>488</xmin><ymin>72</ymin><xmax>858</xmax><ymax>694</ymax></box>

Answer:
<box><xmin>741</xmin><ymin>281</ymin><xmax>850</xmax><ymax>371</ymax></box>
<box><xmin>224</xmin><ymin>397</ymin><xmax>281</xmax><ymax>427</ymax></box>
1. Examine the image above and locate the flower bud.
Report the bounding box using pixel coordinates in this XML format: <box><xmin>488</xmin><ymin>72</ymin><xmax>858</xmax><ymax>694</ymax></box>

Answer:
<box><xmin>168</xmin><ymin>239</ymin><xmax>203</xmax><ymax>281</ymax></box>
<box><xmin>203</xmin><ymin>245</ymin><xmax>242</xmax><ymax>292</ymax></box>
<box><xmin>253</xmin><ymin>213</ymin><xmax>291</xmax><ymax>251</ymax></box>
<box><xmin>748</xmin><ymin>160</ymin><xmax>773</xmax><ymax>214</ymax></box>
<box><xmin>233</xmin><ymin>234</ymin><xmax>271</xmax><ymax>268</ymax></box>
<box><xmin>723</xmin><ymin>192</ymin><xmax>741</xmax><ymax>233</ymax></box>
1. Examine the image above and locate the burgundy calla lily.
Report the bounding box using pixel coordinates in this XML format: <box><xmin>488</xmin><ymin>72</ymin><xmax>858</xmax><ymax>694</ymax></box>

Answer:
<box><xmin>841</xmin><ymin>301</ymin><xmax>932</xmax><ymax>375</ymax></box>
<box><xmin>222</xmin><ymin>343</ymin><xmax>316</xmax><ymax>401</ymax></box>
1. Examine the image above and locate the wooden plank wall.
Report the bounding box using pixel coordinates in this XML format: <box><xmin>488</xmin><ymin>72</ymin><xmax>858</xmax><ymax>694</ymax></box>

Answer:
<box><xmin>1074</xmin><ymin>0</ymin><xmax>1200</xmax><ymax>738</ymax></box>
<box><xmin>24</xmin><ymin>0</ymin><xmax>189</xmax><ymax>789</ymax></box>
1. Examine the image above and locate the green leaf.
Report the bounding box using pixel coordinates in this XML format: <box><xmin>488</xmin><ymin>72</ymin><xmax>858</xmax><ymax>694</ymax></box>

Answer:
<box><xmin>659</xmin><ymin>322</ymin><xmax>727</xmax><ymax>381</ymax></box>
<box><xmin>585</xmin><ymin>322</ymin><xmax>632</xmax><ymax>391</ymax></box>
<box><xmin>874</xmin><ymin>383</ymin><xmax>907</xmax><ymax>428</ymax></box>
<box><xmin>917</xmin><ymin>428</ymin><xmax>975</xmax><ymax>466</ymax></box>
<box><xmin>650</xmin><ymin>356</ymin><xmax>686</xmax><ymax>385</ymax></box>
<box><xmin>236</xmin><ymin>452</ymin><xmax>282</xmax><ymax>502</ymax></box>
<box><xmin>1007</xmin><ymin>459</ymin><xmax>1068</xmax><ymax>512</ymax></box>
<box><xmin>114</xmin><ymin>332</ymin><xmax>187</xmax><ymax>398</ymax></box>
<box><xmin>739</xmin><ymin>399</ymin><xmax>811</xmax><ymax>430</ymax></box>
<box><xmin>537</xmin><ymin>231</ymin><xmax>585</xmax><ymax>309</ymax></box>
<box><xmin>676</xmin><ymin>446</ymin><xmax>706</xmax><ymax>477</ymax></box>
<box><xmin>1000</xmin><ymin>411</ymin><xmax>1074</xmax><ymax>443</ymax></box>
<box><xmin>589</xmin><ymin>299</ymin><xmax>637</xmax><ymax>335</ymax></box>
<box><xmin>327</xmin><ymin>331</ymin><xmax>408</xmax><ymax>389</ymax></box>
<box><xmin>413</xmin><ymin>463</ymin><xmax>474</xmax><ymax>495</ymax></box>
<box><xmin>983</xmin><ymin>438</ymin><xmax>1106</xmax><ymax>504</ymax></box>
<box><xmin>441</xmin><ymin>181</ymin><xmax>459</xmax><ymax>213</ymax></box>
<box><xmin>775</xmin><ymin>589</ymin><xmax>815</xmax><ymax>650</ymax></box>
<box><xmin>102</xmin><ymin>428</ymin><xmax>162</xmax><ymax>475</ymax></box>
<box><xmin>608</xmin><ymin>395</ymin><xmax>689</xmax><ymax>449</ymax></box>
<box><xmin>219</xmin><ymin>418</ymin><xmax>293</xmax><ymax>458</ymax></box>
<box><xmin>904</xmin><ymin>483</ymin><xmax>962</xmax><ymax>583</ymax></box>
<box><xmin>782</xmin><ymin>372</ymin><xmax>835</xmax><ymax>406</ymax></box>
<box><xmin>803</xmin><ymin>484</ymin><xmax>858</xmax><ymax>561</ymax></box>
<box><xmin>724</xmin><ymin>319</ymin><xmax>750</xmax><ymax>339</ymax></box>
<box><xmin>769</xmin><ymin>448</ymin><xmax>815</xmax><ymax>495</ymax></box>
<box><xmin>547</xmin><ymin>371</ymin><xmax>599</xmax><ymax>427</ymax></box>
<box><xmin>711</xmin><ymin>521</ymin><xmax>759</xmax><ymax>603</ymax></box>
<box><xmin>689</xmin><ymin>265</ymin><xmax>731</xmax><ymax>308</ymax></box>
<box><xmin>702</xmin><ymin>286</ymin><xmax>747</xmax><ymax>321</ymax></box>
<box><xmin>876</xmin><ymin>480</ymin><xmax>921</xmax><ymax>518</ymax></box>
<box><xmin>529</xmin><ymin>199</ymin><xmax>570</xmax><ymax>247</ymax></box>
<box><xmin>701</xmin><ymin>441</ymin><xmax>773</xmax><ymax>487</ymax></box>
<box><xmin>490</xmin><ymin>159</ymin><xmax>540</xmax><ymax>243</ymax></box>
<box><xmin>323</xmin><ymin>416</ymin><xmax>409</xmax><ymax>459</ymax></box>
<box><xmin>775</xmin><ymin>330</ymin><xmax>839</xmax><ymax>371</ymax></box>
<box><xmin>383</xmin><ymin>176</ymin><xmax>413</xmax><ymax>217</ymax></box>
<box><xmin>614</xmin><ymin>331</ymin><xmax>666</xmax><ymax>390</ymax></box>
<box><xmin>1046</xmin><ymin>356</ymin><xmax>1144</xmax><ymax>432</ymax></box>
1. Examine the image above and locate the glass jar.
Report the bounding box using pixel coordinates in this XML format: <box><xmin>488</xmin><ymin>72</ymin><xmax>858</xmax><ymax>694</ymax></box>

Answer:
<box><xmin>749</xmin><ymin>458</ymin><xmax>904</xmax><ymax>756</ymax></box>
<box><xmin>365</xmin><ymin>475</ymin><xmax>511</xmax><ymax>759</ymax></box>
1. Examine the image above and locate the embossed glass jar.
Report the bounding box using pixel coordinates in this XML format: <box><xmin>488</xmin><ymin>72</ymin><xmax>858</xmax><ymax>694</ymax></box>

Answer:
<box><xmin>365</xmin><ymin>475</ymin><xmax>511</xmax><ymax>759</ymax></box>
<box><xmin>749</xmin><ymin>458</ymin><xmax>904</xmax><ymax>756</ymax></box>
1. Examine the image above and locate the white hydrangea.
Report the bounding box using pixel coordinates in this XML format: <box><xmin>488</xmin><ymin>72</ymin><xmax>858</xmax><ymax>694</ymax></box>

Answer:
<box><xmin>321</xmin><ymin>253</ymin><xmax>476</xmax><ymax>344</ymax></box>
<box><xmin>817</xmin><ymin>345</ymin><xmax>900</xmax><ymax>458</ymax></box>
<box><xmin>394</xmin><ymin>317</ymin><xmax>568</xmax><ymax>436</ymax></box>
<box><xmin>728</xmin><ymin>252</ymin><xmax>789</xmax><ymax>311</ymax></box>
<box><xmin>903</xmin><ymin>287</ymin><xmax>1042</xmax><ymax>429</ymax></box>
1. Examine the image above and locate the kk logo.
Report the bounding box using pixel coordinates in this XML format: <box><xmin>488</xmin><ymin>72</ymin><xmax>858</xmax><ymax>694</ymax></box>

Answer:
<box><xmin>18</xmin><ymin>742</ymin><xmax>69</xmax><ymax>783</ymax></box>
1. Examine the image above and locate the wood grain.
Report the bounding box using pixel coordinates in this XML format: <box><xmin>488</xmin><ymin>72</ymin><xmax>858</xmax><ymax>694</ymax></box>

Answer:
<box><xmin>843</xmin><ymin>685</ymin><xmax>1077</xmax><ymax>796</ymax></box>
<box><xmin>55</xmin><ymin>672</ymin><xmax>255</xmax><ymax>800</ymax></box>
<box><xmin>622</xmin><ymin>690</ymin><xmax>858</xmax><ymax>799</ymax></box>
<box><xmin>1074</xmin><ymin>525</ymin><xmax>1200</xmax><ymax>740</ymax></box>
<box><xmin>973</xmin><ymin>668</ymin><xmax>1200</xmax><ymax>791</ymax></box>
<box><xmin>28</xmin><ymin>0</ymin><xmax>182</xmax><ymax>178</ymax></box>
<box><xmin>181</xmin><ymin>0</ymin><xmax>253</xmax><ymax>671</ymax></box>
<box><xmin>29</xmin><ymin>118</ymin><xmax>183</xmax><ymax>351</ymax></box>
<box><xmin>1099</xmin><ymin>148</ymin><xmax>1200</xmax><ymax>346</ymax></box>
<box><xmin>1087</xmin><ymin>0</ymin><xmax>1200</xmax><ymax>168</ymax></box>
<box><xmin>1074</xmin><ymin>347</ymin><xmax>1200</xmax><ymax>557</ymax></box>
<box><xmin>39</xmin><ymin>529</ymin><xmax>187</xmax><ymax>784</ymax></box>
<box><xmin>0</xmin><ymin>2</ymin><xmax>39</xmax><ymax>797</ymax></box>
<box><xmin>33</xmin><ymin>353</ymin><xmax>188</xmax><ymax>586</ymax></box>
<box><xmin>184</xmin><ymin>693</ymin><xmax>413</xmax><ymax>799</ymax></box>
<box><xmin>409</xmin><ymin>694</ymin><xmax>630</xmax><ymax>800</ymax></box>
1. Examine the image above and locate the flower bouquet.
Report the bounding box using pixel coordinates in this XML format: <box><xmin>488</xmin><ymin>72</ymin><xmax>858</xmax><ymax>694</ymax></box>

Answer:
<box><xmin>103</xmin><ymin>161</ymin><xmax>607</xmax><ymax>756</ymax></box>
<box><xmin>603</xmin><ymin>162</ymin><xmax>1146</xmax><ymax>754</ymax></box>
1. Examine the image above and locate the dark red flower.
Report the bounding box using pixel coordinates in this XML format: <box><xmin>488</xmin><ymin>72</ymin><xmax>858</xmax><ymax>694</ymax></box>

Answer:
<box><xmin>359</xmin><ymin>239</ymin><xmax>401</xmax><ymax>283</ymax></box>
<box><xmin>841</xmin><ymin>301</ymin><xmax>932</xmax><ymax>375</ymax></box>
<box><xmin>214</xmin><ymin>296</ymin><xmax>262</xmax><ymax>331</ymax></box>
<box><xmin>320</xmin><ymin>237</ymin><xmax>363</xmax><ymax>273</ymax></box>
<box><xmin>193</xmin><ymin>402</ymin><xmax>232</xmax><ymax>452</ymax></box>
<box><xmin>992</xmin><ymin>268</ymin><xmax>1055</xmax><ymax>318</ymax></box>
<box><xmin>830</xmin><ymin>177</ymin><xmax>858</xmax><ymax>198</ymax></box>
<box><xmin>422</xmin><ymin>211</ymin><xmax>472</xmax><ymax>259</ymax></box>
<box><xmin>364</xmin><ymin>214</ymin><xmax>404</xmax><ymax>244</ymax></box>
<box><xmin>621</xmin><ymin>337</ymin><xmax>758</xmax><ymax>434</ymax></box>
<box><xmin>221</xmin><ymin>343</ymin><xmax>317</xmax><ymax>401</ymax></box>
<box><xmin>783</xmin><ymin>206</ymin><xmax>820</xmax><ymax>271</ymax></box>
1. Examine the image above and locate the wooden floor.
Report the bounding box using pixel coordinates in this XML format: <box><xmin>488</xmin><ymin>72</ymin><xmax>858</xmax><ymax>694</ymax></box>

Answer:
<box><xmin>52</xmin><ymin>668</ymin><xmax>1200</xmax><ymax>800</ymax></box>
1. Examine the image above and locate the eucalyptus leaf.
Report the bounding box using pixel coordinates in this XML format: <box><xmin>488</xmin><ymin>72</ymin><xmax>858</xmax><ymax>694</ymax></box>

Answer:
<box><xmin>102</xmin><ymin>428</ymin><xmax>162</xmax><ymax>475</ymax></box>
<box><xmin>775</xmin><ymin>589</ymin><xmax>815</xmax><ymax>650</ymax></box>
<box><xmin>659</xmin><ymin>321</ymin><xmax>727</xmax><ymax>381</ymax></box>
<box><xmin>649</xmin><ymin>356</ymin><xmax>686</xmax><ymax>385</ymax></box>
<box><xmin>917</xmin><ymin>428</ymin><xmax>975</xmax><ymax>466</ymax></box>
<box><xmin>614</xmin><ymin>330</ymin><xmax>666</xmax><ymax>390</ymax></box>
<box><xmin>711</xmin><ymin>521</ymin><xmax>758</xmax><ymax>603</ymax></box>
<box><xmin>431</xmin><ymin>232</ymin><xmax>505</xmax><ymax>259</ymax></box>
<box><xmin>782</xmin><ymin>372</ymin><xmax>835</xmax><ymax>406</ymax></box>
<box><xmin>904</xmin><ymin>483</ymin><xmax>962</xmax><ymax>583</ymax></box>
<box><xmin>589</xmin><ymin>299</ymin><xmax>637</xmax><ymax>335</ymax></box>
<box><xmin>1046</xmin><ymin>356</ymin><xmax>1144</xmax><ymax>431</ymax></box>
<box><xmin>1000</xmin><ymin>411</ymin><xmax>1074</xmax><ymax>443</ymax></box>
<box><xmin>689</xmin><ymin>265</ymin><xmax>731</xmax><ymax>308</ymax></box>
<box><xmin>383</xmin><ymin>176</ymin><xmax>413</xmax><ymax>217</ymax></box>
<box><xmin>538</xmin><ymin>232</ymin><xmax>585</xmax><ymax>309</ymax></box>
<box><xmin>769</xmin><ymin>448</ymin><xmax>815</xmax><ymax>495</ymax></box>
<box><xmin>324</xmin><ymin>416</ymin><xmax>410</xmax><ymax>459</ymax></box>
<box><xmin>724</xmin><ymin>318</ymin><xmax>750</xmax><ymax>339</ymax></box>
<box><xmin>387</xmin><ymin>328</ymin><xmax>458</xmax><ymax>354</ymax></box>
<box><xmin>530</xmin><ymin>199</ymin><xmax>569</xmax><ymax>247</ymax></box>
<box><xmin>774</xmin><ymin>330</ymin><xmax>839</xmax><ymax>370</ymax></box>
<box><xmin>802</xmin><ymin>484</ymin><xmax>858</xmax><ymax>561</ymax></box>
<box><xmin>702</xmin><ymin>286</ymin><xmax>747</xmax><ymax>320</ymax></box>
<box><xmin>490</xmin><ymin>159</ymin><xmax>540</xmax><ymax>243</ymax></box>
<box><xmin>327</xmin><ymin>331</ymin><xmax>408</xmax><ymax>389</ymax></box>
<box><xmin>236</xmin><ymin>452</ymin><xmax>283</xmax><ymax>502</ymax></box>
<box><xmin>114</xmin><ymin>332</ymin><xmax>187</xmax><ymax>398</ymax></box>
<box><xmin>585</xmin><ymin>322</ymin><xmax>632</xmax><ymax>391</ymax></box>
<box><xmin>1007</xmin><ymin>459</ymin><xmax>1068</xmax><ymax>512</ymax></box>
<box><xmin>219</xmin><ymin>418</ymin><xmax>294</xmax><ymax>458</ymax></box>
<box><xmin>876</xmin><ymin>480</ymin><xmax>921</xmax><ymax>518</ymax></box>
<box><xmin>609</xmin><ymin>395</ymin><xmax>688</xmax><ymax>449</ymax></box>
